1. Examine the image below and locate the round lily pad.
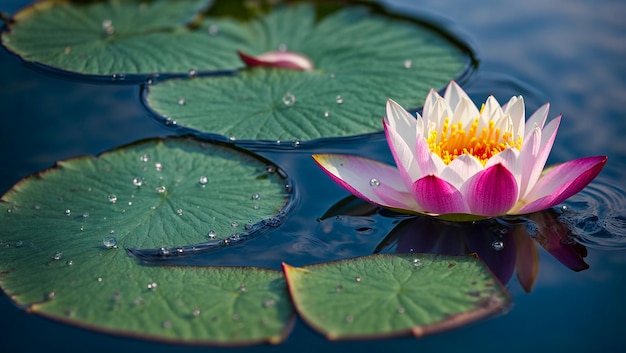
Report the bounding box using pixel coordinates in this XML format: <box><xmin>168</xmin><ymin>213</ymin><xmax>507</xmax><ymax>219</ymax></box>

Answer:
<box><xmin>144</xmin><ymin>2</ymin><xmax>470</xmax><ymax>142</ymax></box>
<box><xmin>1</xmin><ymin>0</ymin><xmax>256</xmax><ymax>79</ymax></box>
<box><xmin>0</xmin><ymin>136</ymin><xmax>293</xmax><ymax>344</ymax></box>
<box><xmin>282</xmin><ymin>254</ymin><xmax>511</xmax><ymax>340</ymax></box>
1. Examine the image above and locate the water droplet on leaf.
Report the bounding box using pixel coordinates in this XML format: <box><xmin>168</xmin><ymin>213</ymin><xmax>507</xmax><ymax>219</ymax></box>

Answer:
<box><xmin>335</xmin><ymin>95</ymin><xmax>343</xmax><ymax>104</ymax></box>
<box><xmin>107</xmin><ymin>194</ymin><xmax>117</xmax><ymax>204</ymax></box>
<box><xmin>282</xmin><ymin>92</ymin><xmax>296</xmax><ymax>106</ymax></box>
<box><xmin>103</xmin><ymin>235</ymin><xmax>118</xmax><ymax>249</ymax></box>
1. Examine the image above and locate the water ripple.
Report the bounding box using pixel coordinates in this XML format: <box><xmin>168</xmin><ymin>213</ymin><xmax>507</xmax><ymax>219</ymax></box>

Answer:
<box><xmin>557</xmin><ymin>177</ymin><xmax>626</xmax><ymax>250</ymax></box>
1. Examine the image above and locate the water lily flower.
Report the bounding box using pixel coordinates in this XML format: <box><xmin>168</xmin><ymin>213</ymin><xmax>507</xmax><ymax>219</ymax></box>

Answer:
<box><xmin>238</xmin><ymin>50</ymin><xmax>313</xmax><ymax>71</ymax></box>
<box><xmin>313</xmin><ymin>81</ymin><xmax>607</xmax><ymax>220</ymax></box>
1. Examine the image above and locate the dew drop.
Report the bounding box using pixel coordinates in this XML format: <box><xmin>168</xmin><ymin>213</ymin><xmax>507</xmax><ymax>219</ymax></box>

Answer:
<box><xmin>403</xmin><ymin>59</ymin><xmax>413</xmax><ymax>69</ymax></box>
<box><xmin>282</xmin><ymin>92</ymin><xmax>296</xmax><ymax>106</ymax></box>
<box><xmin>66</xmin><ymin>260</ymin><xmax>74</xmax><ymax>266</ymax></box>
<box><xmin>160</xmin><ymin>247</ymin><xmax>169</xmax><ymax>255</ymax></box>
<box><xmin>107</xmin><ymin>194</ymin><xmax>118</xmax><ymax>204</ymax></box>
<box><xmin>208</xmin><ymin>24</ymin><xmax>219</xmax><ymax>35</ymax></box>
<box><xmin>52</xmin><ymin>251</ymin><xmax>62</xmax><ymax>261</ymax></box>
<box><xmin>263</xmin><ymin>298</ymin><xmax>276</xmax><ymax>308</ymax></box>
<box><xmin>239</xmin><ymin>284</ymin><xmax>247</xmax><ymax>292</ymax></box>
<box><xmin>188</xmin><ymin>68</ymin><xmax>198</xmax><ymax>77</ymax></box>
<box><xmin>82</xmin><ymin>212</ymin><xmax>89</xmax><ymax>218</ymax></box>
<box><xmin>65</xmin><ymin>209</ymin><xmax>71</xmax><ymax>216</ymax></box>
<box><xmin>80</xmin><ymin>226</ymin><xmax>84</xmax><ymax>231</ymax></box>
<box><xmin>139</xmin><ymin>154</ymin><xmax>150</xmax><ymax>162</ymax></box>
<box><xmin>266</xmin><ymin>165</ymin><xmax>276</xmax><ymax>173</ymax></box>
<box><xmin>177</xmin><ymin>97</ymin><xmax>186</xmax><ymax>106</ymax></box>
<box><xmin>335</xmin><ymin>95</ymin><xmax>343</xmax><ymax>104</ymax></box>
<box><xmin>97</xmin><ymin>277</ymin><xmax>103</xmax><ymax>283</ymax></box>
<box><xmin>229</xmin><ymin>136</ymin><xmax>236</xmax><ymax>141</ymax></box>
<box><xmin>176</xmin><ymin>209</ymin><xmax>183</xmax><ymax>216</ymax></box>
<box><xmin>199</xmin><ymin>176</ymin><xmax>208</xmax><ymax>185</ymax></box>
<box><xmin>132</xmin><ymin>177</ymin><xmax>143</xmax><ymax>187</ymax></box>
<box><xmin>47</xmin><ymin>291</ymin><xmax>56</xmax><ymax>300</ymax></box>
<box><xmin>413</xmin><ymin>258</ymin><xmax>422</xmax><ymax>267</ymax></box>
<box><xmin>147</xmin><ymin>282</ymin><xmax>158</xmax><ymax>290</ymax></box>
<box><xmin>231</xmin><ymin>221</ymin><xmax>239</xmax><ymax>228</ymax></box>
<box><xmin>156</xmin><ymin>186</ymin><xmax>167</xmax><ymax>194</ymax></box>
<box><xmin>192</xmin><ymin>308</ymin><xmax>201</xmax><ymax>317</ymax></box>
<box><xmin>355</xmin><ymin>276</ymin><xmax>361</xmax><ymax>282</ymax></box>
<box><xmin>251</xmin><ymin>193</ymin><xmax>260</xmax><ymax>200</ymax></box>
<box><xmin>103</xmin><ymin>235</ymin><xmax>118</xmax><ymax>249</ymax></box>
<box><xmin>207</xmin><ymin>230</ymin><xmax>216</xmax><ymax>239</ymax></box>
<box><xmin>102</xmin><ymin>19</ymin><xmax>114</xmax><ymax>34</ymax></box>
<box><xmin>369</xmin><ymin>178</ymin><xmax>380</xmax><ymax>188</ymax></box>
<box><xmin>253</xmin><ymin>205</ymin><xmax>260</xmax><ymax>210</ymax></box>
<box><xmin>492</xmin><ymin>240</ymin><xmax>505</xmax><ymax>251</ymax></box>
<box><xmin>154</xmin><ymin>162</ymin><xmax>163</xmax><ymax>171</ymax></box>
<box><xmin>324</xmin><ymin>111</ymin><xmax>330</xmax><ymax>118</ymax></box>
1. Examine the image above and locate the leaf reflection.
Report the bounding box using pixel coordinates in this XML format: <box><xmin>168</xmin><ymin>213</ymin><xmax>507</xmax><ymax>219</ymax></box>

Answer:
<box><xmin>324</xmin><ymin>197</ymin><xmax>589</xmax><ymax>292</ymax></box>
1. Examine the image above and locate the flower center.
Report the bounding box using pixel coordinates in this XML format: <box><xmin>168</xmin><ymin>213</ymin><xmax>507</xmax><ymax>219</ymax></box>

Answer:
<box><xmin>426</xmin><ymin>116</ymin><xmax>523</xmax><ymax>165</ymax></box>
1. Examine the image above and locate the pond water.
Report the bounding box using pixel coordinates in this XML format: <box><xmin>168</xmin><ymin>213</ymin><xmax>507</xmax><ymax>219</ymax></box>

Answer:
<box><xmin>1</xmin><ymin>0</ymin><xmax>626</xmax><ymax>352</ymax></box>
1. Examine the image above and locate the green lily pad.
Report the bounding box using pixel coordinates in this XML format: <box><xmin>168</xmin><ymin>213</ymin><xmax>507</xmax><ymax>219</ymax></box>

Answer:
<box><xmin>0</xmin><ymin>136</ymin><xmax>293</xmax><ymax>344</ymax></box>
<box><xmin>1</xmin><ymin>0</ymin><xmax>255</xmax><ymax>78</ymax></box>
<box><xmin>145</xmin><ymin>3</ymin><xmax>470</xmax><ymax>142</ymax></box>
<box><xmin>283</xmin><ymin>254</ymin><xmax>511</xmax><ymax>340</ymax></box>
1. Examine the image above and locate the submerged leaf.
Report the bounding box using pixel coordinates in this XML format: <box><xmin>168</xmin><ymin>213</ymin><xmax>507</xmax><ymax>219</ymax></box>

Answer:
<box><xmin>0</xmin><ymin>136</ymin><xmax>293</xmax><ymax>344</ymax></box>
<box><xmin>283</xmin><ymin>254</ymin><xmax>510</xmax><ymax>340</ymax></box>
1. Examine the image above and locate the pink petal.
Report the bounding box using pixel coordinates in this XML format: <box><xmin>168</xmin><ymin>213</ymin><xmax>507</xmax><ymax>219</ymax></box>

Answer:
<box><xmin>461</xmin><ymin>163</ymin><xmax>519</xmax><ymax>216</ymax></box>
<box><xmin>519</xmin><ymin>116</ymin><xmax>561</xmax><ymax>197</ymax></box>
<box><xmin>411</xmin><ymin>175</ymin><xmax>468</xmax><ymax>214</ymax></box>
<box><xmin>238</xmin><ymin>50</ymin><xmax>313</xmax><ymax>71</ymax></box>
<box><xmin>312</xmin><ymin>154</ymin><xmax>421</xmax><ymax>211</ymax></box>
<box><xmin>517</xmin><ymin>156</ymin><xmax>607</xmax><ymax>214</ymax></box>
<box><xmin>486</xmin><ymin>148</ymin><xmax>522</xmax><ymax>196</ymax></box>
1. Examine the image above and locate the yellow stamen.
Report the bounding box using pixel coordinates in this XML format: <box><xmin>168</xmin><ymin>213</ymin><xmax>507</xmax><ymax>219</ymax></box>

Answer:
<box><xmin>426</xmin><ymin>117</ymin><xmax>523</xmax><ymax>165</ymax></box>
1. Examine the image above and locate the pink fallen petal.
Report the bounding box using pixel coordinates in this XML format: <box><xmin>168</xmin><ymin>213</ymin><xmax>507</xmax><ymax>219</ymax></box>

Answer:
<box><xmin>312</xmin><ymin>154</ymin><xmax>421</xmax><ymax>211</ymax></box>
<box><xmin>517</xmin><ymin>156</ymin><xmax>607</xmax><ymax>214</ymax></box>
<box><xmin>462</xmin><ymin>163</ymin><xmax>519</xmax><ymax>216</ymax></box>
<box><xmin>411</xmin><ymin>175</ymin><xmax>468</xmax><ymax>214</ymax></box>
<box><xmin>238</xmin><ymin>50</ymin><xmax>313</xmax><ymax>71</ymax></box>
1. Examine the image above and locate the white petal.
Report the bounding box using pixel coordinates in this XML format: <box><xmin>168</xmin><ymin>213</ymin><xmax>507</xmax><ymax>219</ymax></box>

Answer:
<box><xmin>422</xmin><ymin>88</ymin><xmax>441</xmax><ymax>121</ymax></box>
<box><xmin>452</xmin><ymin>97</ymin><xmax>479</xmax><ymax>127</ymax></box>
<box><xmin>440</xmin><ymin>154</ymin><xmax>484</xmax><ymax>190</ymax></box>
<box><xmin>504</xmin><ymin>96</ymin><xmax>525</xmax><ymax>138</ymax></box>
<box><xmin>525</xmin><ymin>103</ymin><xmax>550</xmax><ymax>136</ymax></box>
<box><xmin>443</xmin><ymin>81</ymin><xmax>471</xmax><ymax>112</ymax></box>
<box><xmin>386</xmin><ymin>99</ymin><xmax>417</xmax><ymax>149</ymax></box>
<box><xmin>482</xmin><ymin>95</ymin><xmax>504</xmax><ymax>122</ymax></box>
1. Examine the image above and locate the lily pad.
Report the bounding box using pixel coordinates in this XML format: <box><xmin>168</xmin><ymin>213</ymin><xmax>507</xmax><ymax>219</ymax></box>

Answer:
<box><xmin>145</xmin><ymin>3</ymin><xmax>470</xmax><ymax>142</ymax></box>
<box><xmin>1</xmin><ymin>0</ymin><xmax>256</xmax><ymax>78</ymax></box>
<box><xmin>0</xmin><ymin>136</ymin><xmax>293</xmax><ymax>344</ymax></box>
<box><xmin>282</xmin><ymin>254</ymin><xmax>511</xmax><ymax>340</ymax></box>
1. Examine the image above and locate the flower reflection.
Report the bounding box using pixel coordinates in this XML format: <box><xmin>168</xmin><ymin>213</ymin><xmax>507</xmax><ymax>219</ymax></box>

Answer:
<box><xmin>374</xmin><ymin>208</ymin><xmax>588</xmax><ymax>292</ymax></box>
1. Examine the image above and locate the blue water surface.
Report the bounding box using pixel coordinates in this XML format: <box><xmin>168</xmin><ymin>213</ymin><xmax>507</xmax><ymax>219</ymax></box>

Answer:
<box><xmin>1</xmin><ymin>0</ymin><xmax>626</xmax><ymax>352</ymax></box>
